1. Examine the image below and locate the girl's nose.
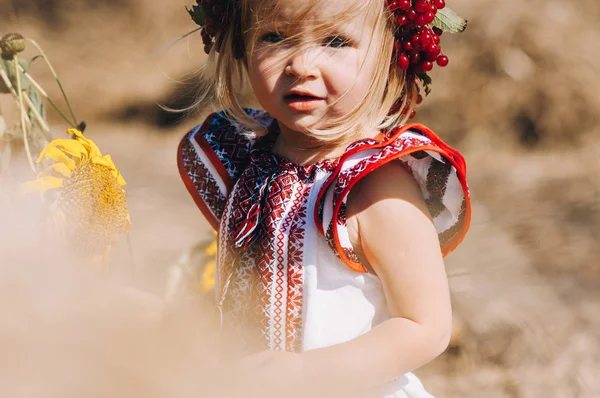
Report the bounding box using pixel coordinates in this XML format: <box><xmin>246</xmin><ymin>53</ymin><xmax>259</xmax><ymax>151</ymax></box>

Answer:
<box><xmin>284</xmin><ymin>48</ymin><xmax>320</xmax><ymax>79</ymax></box>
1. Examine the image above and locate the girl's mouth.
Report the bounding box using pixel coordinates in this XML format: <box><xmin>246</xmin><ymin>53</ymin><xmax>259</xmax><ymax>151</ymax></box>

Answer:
<box><xmin>283</xmin><ymin>94</ymin><xmax>324</xmax><ymax>111</ymax></box>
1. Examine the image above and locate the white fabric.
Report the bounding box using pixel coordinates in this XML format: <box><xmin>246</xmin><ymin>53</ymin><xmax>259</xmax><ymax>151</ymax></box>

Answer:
<box><xmin>300</xmin><ymin>171</ymin><xmax>435</xmax><ymax>398</ymax></box>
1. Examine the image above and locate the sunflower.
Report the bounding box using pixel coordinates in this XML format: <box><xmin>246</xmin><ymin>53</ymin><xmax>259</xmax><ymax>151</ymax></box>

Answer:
<box><xmin>22</xmin><ymin>128</ymin><xmax>130</xmax><ymax>256</ymax></box>
<box><xmin>197</xmin><ymin>237</ymin><xmax>217</xmax><ymax>293</ymax></box>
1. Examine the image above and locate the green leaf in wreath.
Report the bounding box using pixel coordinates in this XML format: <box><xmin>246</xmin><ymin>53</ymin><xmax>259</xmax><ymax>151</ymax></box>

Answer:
<box><xmin>432</xmin><ymin>7</ymin><xmax>467</xmax><ymax>33</ymax></box>
<box><xmin>416</xmin><ymin>72</ymin><xmax>432</xmax><ymax>96</ymax></box>
<box><xmin>186</xmin><ymin>4</ymin><xmax>207</xmax><ymax>27</ymax></box>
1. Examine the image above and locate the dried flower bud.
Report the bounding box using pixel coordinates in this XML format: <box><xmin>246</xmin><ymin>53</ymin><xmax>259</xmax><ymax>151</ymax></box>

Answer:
<box><xmin>0</xmin><ymin>33</ymin><xmax>26</xmax><ymax>60</ymax></box>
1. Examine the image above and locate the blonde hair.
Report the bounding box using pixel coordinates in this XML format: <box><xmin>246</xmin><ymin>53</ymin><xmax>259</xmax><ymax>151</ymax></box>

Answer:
<box><xmin>190</xmin><ymin>0</ymin><xmax>417</xmax><ymax>143</ymax></box>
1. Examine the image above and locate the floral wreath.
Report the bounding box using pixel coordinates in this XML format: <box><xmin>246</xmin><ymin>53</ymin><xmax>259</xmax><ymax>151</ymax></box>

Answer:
<box><xmin>186</xmin><ymin>0</ymin><xmax>466</xmax><ymax>112</ymax></box>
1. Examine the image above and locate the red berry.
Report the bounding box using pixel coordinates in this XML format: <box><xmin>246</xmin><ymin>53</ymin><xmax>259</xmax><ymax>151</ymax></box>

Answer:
<box><xmin>411</xmin><ymin>34</ymin><xmax>421</xmax><ymax>46</ymax></box>
<box><xmin>402</xmin><ymin>40</ymin><xmax>413</xmax><ymax>51</ymax></box>
<box><xmin>410</xmin><ymin>52</ymin><xmax>421</xmax><ymax>64</ymax></box>
<box><xmin>396</xmin><ymin>15</ymin><xmax>408</xmax><ymax>25</ymax></box>
<box><xmin>416</xmin><ymin>15</ymin><xmax>428</xmax><ymax>26</ymax></box>
<box><xmin>388</xmin><ymin>1</ymin><xmax>400</xmax><ymax>10</ymax></box>
<box><xmin>424</xmin><ymin>11</ymin><xmax>436</xmax><ymax>24</ymax></box>
<box><xmin>399</xmin><ymin>0</ymin><xmax>411</xmax><ymax>11</ymax></box>
<box><xmin>429</xmin><ymin>3</ymin><xmax>438</xmax><ymax>13</ymax></box>
<box><xmin>205</xmin><ymin>26</ymin><xmax>216</xmax><ymax>36</ymax></box>
<box><xmin>397</xmin><ymin>54</ymin><xmax>410</xmax><ymax>69</ymax></box>
<box><xmin>434</xmin><ymin>0</ymin><xmax>446</xmax><ymax>9</ymax></box>
<box><xmin>427</xmin><ymin>43</ymin><xmax>440</xmax><ymax>55</ymax></box>
<box><xmin>436</xmin><ymin>55</ymin><xmax>449</xmax><ymax>66</ymax></box>
<box><xmin>406</xmin><ymin>8</ymin><xmax>418</xmax><ymax>20</ymax></box>
<box><xmin>409</xmin><ymin>110</ymin><xmax>417</xmax><ymax>119</ymax></box>
<box><xmin>420</xmin><ymin>32</ymin><xmax>432</xmax><ymax>46</ymax></box>
<box><xmin>416</xmin><ymin>94</ymin><xmax>423</xmax><ymax>104</ymax></box>
<box><xmin>414</xmin><ymin>0</ymin><xmax>429</xmax><ymax>13</ymax></box>
<box><xmin>432</xmin><ymin>34</ymin><xmax>440</xmax><ymax>45</ymax></box>
<box><xmin>422</xmin><ymin>61</ymin><xmax>434</xmax><ymax>71</ymax></box>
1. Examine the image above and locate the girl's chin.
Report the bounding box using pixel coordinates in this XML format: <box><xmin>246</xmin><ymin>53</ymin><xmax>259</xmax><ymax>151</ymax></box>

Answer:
<box><xmin>276</xmin><ymin>112</ymin><xmax>325</xmax><ymax>132</ymax></box>
<box><xmin>277</xmin><ymin>118</ymin><xmax>319</xmax><ymax>135</ymax></box>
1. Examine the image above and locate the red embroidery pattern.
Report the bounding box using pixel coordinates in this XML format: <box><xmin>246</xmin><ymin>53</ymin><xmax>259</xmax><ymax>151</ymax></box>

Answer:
<box><xmin>283</xmin><ymin>184</ymin><xmax>310</xmax><ymax>352</ymax></box>
<box><xmin>216</xmin><ymin>135</ymin><xmax>336</xmax><ymax>352</ymax></box>
<box><xmin>179</xmin><ymin>111</ymin><xmax>471</xmax><ymax>353</ymax></box>
<box><xmin>179</xmin><ymin>134</ymin><xmax>227</xmax><ymax>224</ymax></box>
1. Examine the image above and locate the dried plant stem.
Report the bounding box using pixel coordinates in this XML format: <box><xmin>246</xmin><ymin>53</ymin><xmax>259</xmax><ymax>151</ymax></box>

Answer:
<box><xmin>17</xmin><ymin>63</ymin><xmax>76</xmax><ymax>130</ymax></box>
<box><xmin>26</xmin><ymin>38</ymin><xmax>79</xmax><ymax>128</ymax></box>
<box><xmin>13</xmin><ymin>55</ymin><xmax>36</xmax><ymax>174</ymax></box>
<box><xmin>0</xmin><ymin>68</ymin><xmax>34</xmax><ymax>127</ymax></box>
<box><xmin>23</xmin><ymin>95</ymin><xmax>50</xmax><ymax>134</ymax></box>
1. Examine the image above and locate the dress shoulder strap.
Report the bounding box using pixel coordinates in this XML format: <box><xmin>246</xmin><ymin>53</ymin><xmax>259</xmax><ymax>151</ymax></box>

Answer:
<box><xmin>178</xmin><ymin>109</ymin><xmax>273</xmax><ymax>229</ymax></box>
<box><xmin>315</xmin><ymin>123</ymin><xmax>472</xmax><ymax>272</ymax></box>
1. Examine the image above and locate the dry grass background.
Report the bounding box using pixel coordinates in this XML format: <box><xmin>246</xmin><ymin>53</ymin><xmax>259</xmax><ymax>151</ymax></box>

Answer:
<box><xmin>1</xmin><ymin>0</ymin><xmax>599</xmax><ymax>397</ymax></box>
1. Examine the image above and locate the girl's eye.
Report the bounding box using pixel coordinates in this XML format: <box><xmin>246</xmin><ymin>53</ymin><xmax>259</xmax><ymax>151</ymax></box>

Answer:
<box><xmin>260</xmin><ymin>32</ymin><xmax>285</xmax><ymax>44</ymax></box>
<box><xmin>324</xmin><ymin>36</ymin><xmax>350</xmax><ymax>48</ymax></box>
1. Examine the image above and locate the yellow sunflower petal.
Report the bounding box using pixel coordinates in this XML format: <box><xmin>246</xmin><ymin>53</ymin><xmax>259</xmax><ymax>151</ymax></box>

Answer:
<box><xmin>40</xmin><ymin>162</ymin><xmax>72</xmax><ymax>178</ymax></box>
<box><xmin>91</xmin><ymin>154</ymin><xmax>116</xmax><ymax>170</ymax></box>
<box><xmin>45</xmin><ymin>139</ymin><xmax>89</xmax><ymax>161</ymax></box>
<box><xmin>37</xmin><ymin>145</ymin><xmax>76</xmax><ymax>169</ymax></box>
<box><xmin>67</xmin><ymin>129</ymin><xmax>102</xmax><ymax>158</ymax></box>
<box><xmin>20</xmin><ymin>176</ymin><xmax>64</xmax><ymax>193</ymax></box>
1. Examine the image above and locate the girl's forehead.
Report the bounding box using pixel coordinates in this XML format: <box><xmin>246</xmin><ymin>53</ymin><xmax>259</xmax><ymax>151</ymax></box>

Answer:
<box><xmin>249</xmin><ymin>0</ymin><xmax>379</xmax><ymax>26</ymax></box>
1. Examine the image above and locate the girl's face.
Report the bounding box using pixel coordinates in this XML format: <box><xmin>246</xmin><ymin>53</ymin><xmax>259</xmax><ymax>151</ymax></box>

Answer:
<box><xmin>246</xmin><ymin>0</ymin><xmax>383</xmax><ymax>136</ymax></box>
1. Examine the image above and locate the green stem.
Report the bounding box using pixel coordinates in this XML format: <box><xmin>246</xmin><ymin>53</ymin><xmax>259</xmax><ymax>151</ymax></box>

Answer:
<box><xmin>15</xmin><ymin>64</ymin><xmax>77</xmax><ymax>130</ymax></box>
<box><xmin>26</xmin><ymin>38</ymin><xmax>79</xmax><ymax>128</ymax></box>
<box><xmin>47</xmin><ymin>96</ymin><xmax>77</xmax><ymax>129</ymax></box>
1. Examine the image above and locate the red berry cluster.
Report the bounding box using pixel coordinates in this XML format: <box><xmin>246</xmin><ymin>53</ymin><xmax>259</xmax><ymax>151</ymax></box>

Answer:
<box><xmin>192</xmin><ymin>0</ymin><xmax>227</xmax><ymax>54</ymax></box>
<box><xmin>388</xmin><ymin>0</ymin><xmax>449</xmax><ymax>74</ymax></box>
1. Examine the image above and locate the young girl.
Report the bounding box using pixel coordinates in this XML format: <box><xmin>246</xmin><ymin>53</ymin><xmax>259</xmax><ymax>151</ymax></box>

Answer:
<box><xmin>178</xmin><ymin>0</ymin><xmax>471</xmax><ymax>396</ymax></box>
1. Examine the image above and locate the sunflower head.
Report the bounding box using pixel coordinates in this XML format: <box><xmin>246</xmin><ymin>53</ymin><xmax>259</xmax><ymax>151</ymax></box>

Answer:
<box><xmin>23</xmin><ymin>128</ymin><xmax>130</xmax><ymax>256</ymax></box>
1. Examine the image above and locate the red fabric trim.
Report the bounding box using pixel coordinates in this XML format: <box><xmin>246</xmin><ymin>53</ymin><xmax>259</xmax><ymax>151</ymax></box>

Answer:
<box><xmin>177</xmin><ymin>117</ymin><xmax>220</xmax><ymax>231</ymax></box>
<box><xmin>319</xmin><ymin>123</ymin><xmax>471</xmax><ymax>273</ymax></box>
<box><xmin>314</xmin><ymin>123</ymin><xmax>424</xmax><ymax>236</ymax></box>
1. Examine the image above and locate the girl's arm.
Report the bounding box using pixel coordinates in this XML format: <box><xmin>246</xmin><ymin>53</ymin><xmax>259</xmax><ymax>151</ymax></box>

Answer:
<box><xmin>302</xmin><ymin>160</ymin><xmax>452</xmax><ymax>392</ymax></box>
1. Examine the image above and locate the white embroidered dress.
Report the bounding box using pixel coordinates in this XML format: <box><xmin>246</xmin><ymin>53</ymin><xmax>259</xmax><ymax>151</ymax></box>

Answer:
<box><xmin>178</xmin><ymin>110</ymin><xmax>471</xmax><ymax>397</ymax></box>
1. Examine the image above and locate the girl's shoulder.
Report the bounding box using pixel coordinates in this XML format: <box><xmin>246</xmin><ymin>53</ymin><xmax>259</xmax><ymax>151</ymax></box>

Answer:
<box><xmin>315</xmin><ymin>123</ymin><xmax>472</xmax><ymax>272</ymax></box>
<box><xmin>177</xmin><ymin>108</ymin><xmax>272</xmax><ymax>229</ymax></box>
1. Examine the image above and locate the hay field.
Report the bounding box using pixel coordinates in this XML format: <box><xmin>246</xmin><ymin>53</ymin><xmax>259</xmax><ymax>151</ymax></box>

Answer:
<box><xmin>1</xmin><ymin>0</ymin><xmax>599</xmax><ymax>397</ymax></box>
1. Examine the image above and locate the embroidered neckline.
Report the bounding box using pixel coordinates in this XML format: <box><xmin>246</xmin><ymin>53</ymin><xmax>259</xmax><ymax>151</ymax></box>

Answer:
<box><xmin>250</xmin><ymin>121</ymin><xmax>340</xmax><ymax>178</ymax></box>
